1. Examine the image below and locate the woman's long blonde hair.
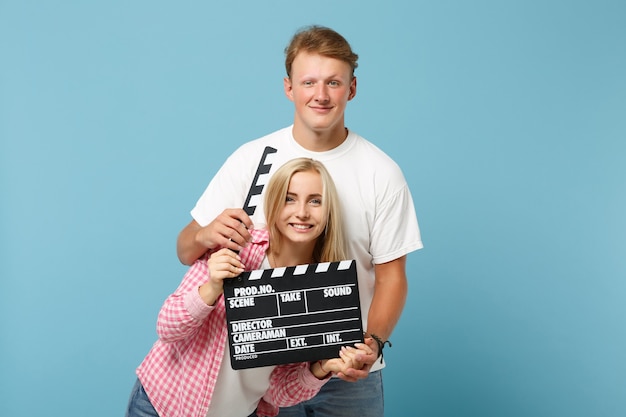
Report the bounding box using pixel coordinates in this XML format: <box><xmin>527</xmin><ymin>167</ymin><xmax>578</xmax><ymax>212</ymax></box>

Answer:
<box><xmin>264</xmin><ymin>158</ymin><xmax>347</xmax><ymax>263</ymax></box>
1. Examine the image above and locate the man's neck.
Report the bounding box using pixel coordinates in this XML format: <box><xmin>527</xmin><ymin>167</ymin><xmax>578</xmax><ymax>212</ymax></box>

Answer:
<box><xmin>291</xmin><ymin>123</ymin><xmax>348</xmax><ymax>152</ymax></box>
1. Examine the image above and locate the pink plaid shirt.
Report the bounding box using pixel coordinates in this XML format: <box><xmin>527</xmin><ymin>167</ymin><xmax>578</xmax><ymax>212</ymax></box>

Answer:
<box><xmin>136</xmin><ymin>228</ymin><xmax>328</xmax><ymax>417</ymax></box>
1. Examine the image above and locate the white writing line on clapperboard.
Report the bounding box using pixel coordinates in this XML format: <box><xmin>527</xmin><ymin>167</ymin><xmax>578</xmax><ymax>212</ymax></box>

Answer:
<box><xmin>228</xmin><ymin>283</ymin><xmax>356</xmax><ymax>310</ymax></box>
<box><xmin>232</xmin><ymin>325</ymin><xmax>364</xmax><ymax>357</ymax></box>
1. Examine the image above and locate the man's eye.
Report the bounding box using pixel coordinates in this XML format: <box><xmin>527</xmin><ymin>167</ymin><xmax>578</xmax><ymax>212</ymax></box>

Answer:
<box><xmin>303</xmin><ymin>81</ymin><xmax>314</xmax><ymax>86</ymax></box>
<box><xmin>328</xmin><ymin>81</ymin><xmax>340</xmax><ymax>87</ymax></box>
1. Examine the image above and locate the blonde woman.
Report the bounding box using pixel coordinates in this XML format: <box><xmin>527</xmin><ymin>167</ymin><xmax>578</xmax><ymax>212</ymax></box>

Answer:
<box><xmin>126</xmin><ymin>158</ymin><xmax>371</xmax><ymax>417</ymax></box>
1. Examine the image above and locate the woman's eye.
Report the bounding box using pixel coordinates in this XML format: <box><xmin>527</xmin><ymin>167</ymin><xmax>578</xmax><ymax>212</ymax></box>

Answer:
<box><xmin>310</xmin><ymin>199</ymin><xmax>322</xmax><ymax>205</ymax></box>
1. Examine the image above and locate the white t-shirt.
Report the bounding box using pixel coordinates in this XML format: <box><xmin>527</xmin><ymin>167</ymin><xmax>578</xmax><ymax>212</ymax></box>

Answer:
<box><xmin>191</xmin><ymin>126</ymin><xmax>423</xmax><ymax>372</ymax></box>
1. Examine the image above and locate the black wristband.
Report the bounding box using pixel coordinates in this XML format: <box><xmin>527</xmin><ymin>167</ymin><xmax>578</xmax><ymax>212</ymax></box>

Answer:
<box><xmin>367</xmin><ymin>333</ymin><xmax>392</xmax><ymax>364</ymax></box>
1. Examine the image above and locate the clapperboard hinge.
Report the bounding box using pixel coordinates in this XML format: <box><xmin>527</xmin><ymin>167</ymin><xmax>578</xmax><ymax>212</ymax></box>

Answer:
<box><xmin>243</xmin><ymin>146</ymin><xmax>277</xmax><ymax>216</ymax></box>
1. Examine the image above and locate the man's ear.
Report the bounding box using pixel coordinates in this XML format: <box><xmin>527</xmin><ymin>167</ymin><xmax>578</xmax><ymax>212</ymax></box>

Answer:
<box><xmin>348</xmin><ymin>77</ymin><xmax>357</xmax><ymax>101</ymax></box>
<box><xmin>284</xmin><ymin>77</ymin><xmax>294</xmax><ymax>101</ymax></box>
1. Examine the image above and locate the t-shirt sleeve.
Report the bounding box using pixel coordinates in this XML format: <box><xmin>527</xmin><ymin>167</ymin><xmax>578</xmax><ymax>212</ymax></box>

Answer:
<box><xmin>369</xmin><ymin>172</ymin><xmax>423</xmax><ymax>264</ymax></box>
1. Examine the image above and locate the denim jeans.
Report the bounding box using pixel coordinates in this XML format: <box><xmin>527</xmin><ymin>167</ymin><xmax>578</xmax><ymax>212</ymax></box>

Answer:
<box><xmin>128</xmin><ymin>371</ymin><xmax>384</xmax><ymax>417</ymax></box>
<box><xmin>270</xmin><ymin>370</ymin><xmax>384</xmax><ymax>417</ymax></box>
<box><xmin>125</xmin><ymin>378</ymin><xmax>159</xmax><ymax>417</ymax></box>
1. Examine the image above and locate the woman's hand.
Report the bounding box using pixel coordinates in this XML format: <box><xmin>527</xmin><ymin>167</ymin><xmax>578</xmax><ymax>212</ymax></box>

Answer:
<box><xmin>315</xmin><ymin>342</ymin><xmax>375</xmax><ymax>379</ymax></box>
<box><xmin>335</xmin><ymin>338</ymin><xmax>378</xmax><ymax>382</ymax></box>
<box><xmin>198</xmin><ymin>248</ymin><xmax>245</xmax><ymax>306</ymax></box>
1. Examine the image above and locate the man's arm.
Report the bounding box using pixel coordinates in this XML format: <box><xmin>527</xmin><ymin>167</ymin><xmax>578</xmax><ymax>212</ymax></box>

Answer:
<box><xmin>177</xmin><ymin>220</ymin><xmax>208</xmax><ymax>266</ymax></box>
<box><xmin>176</xmin><ymin>209</ymin><xmax>253</xmax><ymax>265</ymax></box>
<box><xmin>338</xmin><ymin>256</ymin><xmax>408</xmax><ymax>381</ymax></box>
<box><xmin>367</xmin><ymin>256</ymin><xmax>408</xmax><ymax>343</ymax></box>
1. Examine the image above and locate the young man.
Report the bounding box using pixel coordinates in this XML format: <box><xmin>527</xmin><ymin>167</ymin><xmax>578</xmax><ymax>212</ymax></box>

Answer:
<box><xmin>177</xmin><ymin>26</ymin><xmax>422</xmax><ymax>417</ymax></box>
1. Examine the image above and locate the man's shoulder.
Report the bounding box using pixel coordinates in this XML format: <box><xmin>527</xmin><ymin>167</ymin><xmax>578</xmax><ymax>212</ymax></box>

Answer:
<box><xmin>349</xmin><ymin>131</ymin><xmax>403</xmax><ymax>171</ymax></box>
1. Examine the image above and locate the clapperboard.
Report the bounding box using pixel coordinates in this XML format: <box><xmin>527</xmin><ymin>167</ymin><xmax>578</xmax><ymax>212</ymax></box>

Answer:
<box><xmin>224</xmin><ymin>260</ymin><xmax>364</xmax><ymax>369</ymax></box>
<box><xmin>242</xmin><ymin>146</ymin><xmax>277</xmax><ymax>216</ymax></box>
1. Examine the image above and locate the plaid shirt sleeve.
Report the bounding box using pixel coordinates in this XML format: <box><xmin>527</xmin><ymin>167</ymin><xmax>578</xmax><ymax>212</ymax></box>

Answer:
<box><xmin>156</xmin><ymin>228</ymin><xmax>270</xmax><ymax>343</ymax></box>
<box><xmin>155</xmin><ymin>253</ymin><xmax>216</xmax><ymax>343</ymax></box>
<box><xmin>256</xmin><ymin>362</ymin><xmax>329</xmax><ymax>416</ymax></box>
<box><xmin>264</xmin><ymin>362</ymin><xmax>328</xmax><ymax>406</ymax></box>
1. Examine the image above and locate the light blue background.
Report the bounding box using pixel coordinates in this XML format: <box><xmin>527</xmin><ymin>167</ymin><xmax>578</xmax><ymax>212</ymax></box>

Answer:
<box><xmin>1</xmin><ymin>1</ymin><xmax>625</xmax><ymax>416</ymax></box>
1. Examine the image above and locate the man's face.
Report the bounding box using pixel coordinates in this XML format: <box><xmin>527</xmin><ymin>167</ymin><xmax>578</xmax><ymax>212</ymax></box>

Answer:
<box><xmin>284</xmin><ymin>52</ymin><xmax>356</xmax><ymax>140</ymax></box>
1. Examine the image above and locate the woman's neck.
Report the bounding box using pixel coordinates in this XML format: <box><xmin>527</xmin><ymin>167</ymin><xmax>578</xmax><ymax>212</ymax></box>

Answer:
<box><xmin>268</xmin><ymin>243</ymin><xmax>315</xmax><ymax>268</ymax></box>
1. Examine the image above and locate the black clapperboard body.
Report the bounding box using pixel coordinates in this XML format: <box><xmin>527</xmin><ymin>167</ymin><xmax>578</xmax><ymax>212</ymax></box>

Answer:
<box><xmin>224</xmin><ymin>260</ymin><xmax>363</xmax><ymax>369</ymax></box>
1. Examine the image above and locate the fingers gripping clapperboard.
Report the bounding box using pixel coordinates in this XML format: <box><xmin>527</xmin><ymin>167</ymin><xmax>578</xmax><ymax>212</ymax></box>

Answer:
<box><xmin>223</xmin><ymin>147</ymin><xmax>364</xmax><ymax>369</ymax></box>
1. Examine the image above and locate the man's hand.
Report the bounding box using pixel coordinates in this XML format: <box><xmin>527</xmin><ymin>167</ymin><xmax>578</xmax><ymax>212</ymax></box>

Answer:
<box><xmin>197</xmin><ymin>208</ymin><xmax>253</xmax><ymax>252</ymax></box>
<box><xmin>320</xmin><ymin>339</ymin><xmax>375</xmax><ymax>380</ymax></box>
<box><xmin>334</xmin><ymin>338</ymin><xmax>378</xmax><ymax>382</ymax></box>
<box><xmin>177</xmin><ymin>209</ymin><xmax>253</xmax><ymax>265</ymax></box>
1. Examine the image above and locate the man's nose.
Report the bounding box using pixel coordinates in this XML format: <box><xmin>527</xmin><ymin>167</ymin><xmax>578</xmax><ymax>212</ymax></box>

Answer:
<box><xmin>315</xmin><ymin>84</ymin><xmax>329</xmax><ymax>102</ymax></box>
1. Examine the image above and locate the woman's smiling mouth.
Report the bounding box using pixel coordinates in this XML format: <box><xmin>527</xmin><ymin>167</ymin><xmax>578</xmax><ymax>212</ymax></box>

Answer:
<box><xmin>290</xmin><ymin>223</ymin><xmax>313</xmax><ymax>230</ymax></box>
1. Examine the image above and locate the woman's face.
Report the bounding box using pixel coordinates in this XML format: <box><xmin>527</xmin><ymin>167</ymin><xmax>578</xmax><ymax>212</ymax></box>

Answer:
<box><xmin>276</xmin><ymin>170</ymin><xmax>326</xmax><ymax>246</ymax></box>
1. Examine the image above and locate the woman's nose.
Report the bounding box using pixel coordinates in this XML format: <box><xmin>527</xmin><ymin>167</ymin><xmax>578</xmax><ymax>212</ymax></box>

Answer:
<box><xmin>296</xmin><ymin>202</ymin><xmax>310</xmax><ymax>219</ymax></box>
